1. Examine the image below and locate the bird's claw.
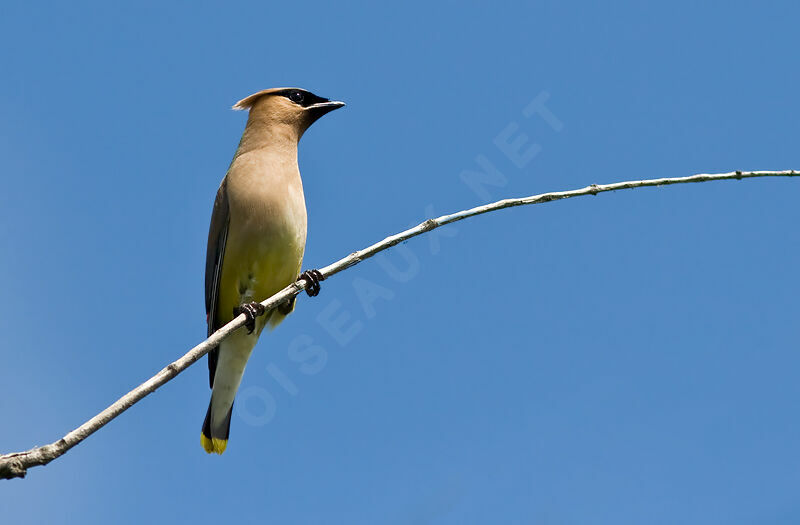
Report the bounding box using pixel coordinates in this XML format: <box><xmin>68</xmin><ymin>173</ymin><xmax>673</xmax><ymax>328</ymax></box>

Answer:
<box><xmin>233</xmin><ymin>302</ymin><xmax>266</xmax><ymax>334</ymax></box>
<box><xmin>299</xmin><ymin>269</ymin><xmax>325</xmax><ymax>297</ymax></box>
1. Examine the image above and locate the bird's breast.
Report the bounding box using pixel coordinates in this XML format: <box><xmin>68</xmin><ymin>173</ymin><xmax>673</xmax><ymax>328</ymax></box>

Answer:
<box><xmin>226</xmin><ymin>151</ymin><xmax>308</xmax><ymax>247</ymax></box>
<box><xmin>220</xmin><ymin>152</ymin><xmax>308</xmax><ymax>308</ymax></box>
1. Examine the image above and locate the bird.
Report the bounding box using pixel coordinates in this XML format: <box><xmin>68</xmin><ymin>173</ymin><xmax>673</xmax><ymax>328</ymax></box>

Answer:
<box><xmin>201</xmin><ymin>87</ymin><xmax>344</xmax><ymax>454</ymax></box>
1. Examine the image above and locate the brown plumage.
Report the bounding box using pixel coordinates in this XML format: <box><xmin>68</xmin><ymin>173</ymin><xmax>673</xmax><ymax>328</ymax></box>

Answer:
<box><xmin>202</xmin><ymin>88</ymin><xmax>344</xmax><ymax>454</ymax></box>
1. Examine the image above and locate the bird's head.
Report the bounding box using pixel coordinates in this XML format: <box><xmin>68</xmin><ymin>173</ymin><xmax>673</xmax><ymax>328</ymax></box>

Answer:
<box><xmin>233</xmin><ymin>87</ymin><xmax>345</xmax><ymax>139</ymax></box>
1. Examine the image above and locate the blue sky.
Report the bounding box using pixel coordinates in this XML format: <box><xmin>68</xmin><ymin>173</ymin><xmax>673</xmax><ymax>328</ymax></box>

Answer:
<box><xmin>1</xmin><ymin>1</ymin><xmax>799</xmax><ymax>523</ymax></box>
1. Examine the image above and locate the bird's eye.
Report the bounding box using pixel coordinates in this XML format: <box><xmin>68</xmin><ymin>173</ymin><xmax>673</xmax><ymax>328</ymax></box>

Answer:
<box><xmin>288</xmin><ymin>91</ymin><xmax>304</xmax><ymax>104</ymax></box>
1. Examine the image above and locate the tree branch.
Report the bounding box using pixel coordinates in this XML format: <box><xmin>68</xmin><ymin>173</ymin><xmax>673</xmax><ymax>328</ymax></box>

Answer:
<box><xmin>1</xmin><ymin>170</ymin><xmax>796</xmax><ymax>479</ymax></box>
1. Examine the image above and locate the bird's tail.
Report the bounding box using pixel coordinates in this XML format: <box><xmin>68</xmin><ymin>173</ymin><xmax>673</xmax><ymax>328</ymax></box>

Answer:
<box><xmin>200</xmin><ymin>330</ymin><xmax>258</xmax><ymax>454</ymax></box>
<box><xmin>201</xmin><ymin>398</ymin><xmax>233</xmax><ymax>454</ymax></box>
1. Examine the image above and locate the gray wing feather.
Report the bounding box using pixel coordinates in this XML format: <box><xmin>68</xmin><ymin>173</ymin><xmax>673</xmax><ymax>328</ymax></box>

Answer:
<box><xmin>205</xmin><ymin>178</ymin><xmax>230</xmax><ymax>388</ymax></box>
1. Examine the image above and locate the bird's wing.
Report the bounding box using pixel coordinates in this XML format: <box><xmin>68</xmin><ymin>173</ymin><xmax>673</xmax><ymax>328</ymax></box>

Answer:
<box><xmin>205</xmin><ymin>178</ymin><xmax>230</xmax><ymax>388</ymax></box>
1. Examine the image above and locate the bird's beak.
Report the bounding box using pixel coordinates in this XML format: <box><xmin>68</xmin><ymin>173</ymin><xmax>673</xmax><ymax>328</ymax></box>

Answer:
<box><xmin>307</xmin><ymin>100</ymin><xmax>346</xmax><ymax>117</ymax></box>
<box><xmin>314</xmin><ymin>100</ymin><xmax>346</xmax><ymax>110</ymax></box>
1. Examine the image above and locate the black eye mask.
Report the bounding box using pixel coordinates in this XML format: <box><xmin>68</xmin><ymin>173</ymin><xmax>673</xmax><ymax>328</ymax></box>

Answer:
<box><xmin>280</xmin><ymin>89</ymin><xmax>330</xmax><ymax>108</ymax></box>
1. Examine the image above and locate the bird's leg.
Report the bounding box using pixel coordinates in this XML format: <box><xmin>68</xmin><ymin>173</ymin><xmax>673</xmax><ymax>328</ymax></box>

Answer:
<box><xmin>233</xmin><ymin>302</ymin><xmax>266</xmax><ymax>334</ymax></box>
<box><xmin>277</xmin><ymin>269</ymin><xmax>324</xmax><ymax>315</ymax></box>
<box><xmin>299</xmin><ymin>269</ymin><xmax>325</xmax><ymax>297</ymax></box>
<box><xmin>278</xmin><ymin>297</ymin><xmax>296</xmax><ymax>315</ymax></box>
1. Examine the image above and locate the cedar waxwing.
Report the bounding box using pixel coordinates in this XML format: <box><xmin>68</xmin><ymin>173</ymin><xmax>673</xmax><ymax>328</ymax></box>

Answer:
<box><xmin>202</xmin><ymin>88</ymin><xmax>344</xmax><ymax>454</ymax></box>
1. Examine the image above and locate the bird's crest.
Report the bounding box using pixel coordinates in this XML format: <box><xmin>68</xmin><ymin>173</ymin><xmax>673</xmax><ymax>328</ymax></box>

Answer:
<box><xmin>232</xmin><ymin>88</ymin><xmax>292</xmax><ymax>110</ymax></box>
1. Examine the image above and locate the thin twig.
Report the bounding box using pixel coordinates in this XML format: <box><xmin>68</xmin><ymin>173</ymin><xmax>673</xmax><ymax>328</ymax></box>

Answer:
<box><xmin>1</xmin><ymin>170</ymin><xmax>796</xmax><ymax>479</ymax></box>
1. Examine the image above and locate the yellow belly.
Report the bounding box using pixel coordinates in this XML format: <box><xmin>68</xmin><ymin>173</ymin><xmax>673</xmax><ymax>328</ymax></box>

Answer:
<box><xmin>215</xmin><ymin>217</ymin><xmax>305</xmax><ymax>332</ymax></box>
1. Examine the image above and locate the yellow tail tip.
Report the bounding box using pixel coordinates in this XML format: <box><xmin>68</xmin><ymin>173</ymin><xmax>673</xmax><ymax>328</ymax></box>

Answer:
<box><xmin>201</xmin><ymin>434</ymin><xmax>228</xmax><ymax>454</ymax></box>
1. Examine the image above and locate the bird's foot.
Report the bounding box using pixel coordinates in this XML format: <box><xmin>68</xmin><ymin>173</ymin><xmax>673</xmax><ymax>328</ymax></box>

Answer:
<box><xmin>233</xmin><ymin>302</ymin><xmax>266</xmax><ymax>334</ymax></box>
<box><xmin>299</xmin><ymin>269</ymin><xmax>325</xmax><ymax>297</ymax></box>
